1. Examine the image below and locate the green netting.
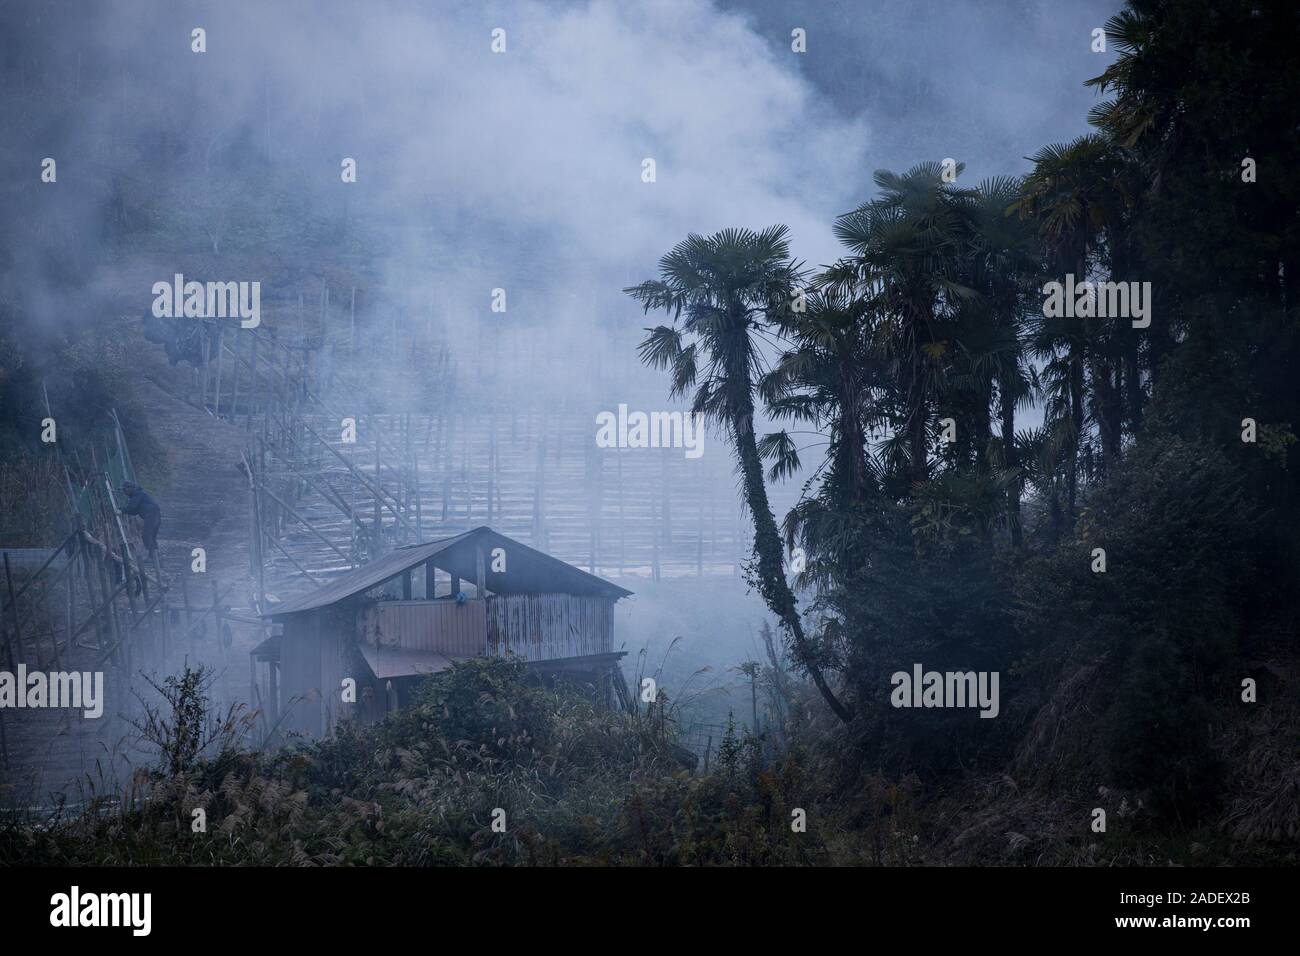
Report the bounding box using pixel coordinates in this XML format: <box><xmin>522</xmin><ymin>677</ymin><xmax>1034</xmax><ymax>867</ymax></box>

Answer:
<box><xmin>71</xmin><ymin>418</ymin><xmax>137</xmax><ymax>526</ymax></box>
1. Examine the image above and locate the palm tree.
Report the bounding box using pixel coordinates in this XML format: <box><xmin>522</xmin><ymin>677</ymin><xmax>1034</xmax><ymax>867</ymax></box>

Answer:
<box><xmin>827</xmin><ymin>163</ymin><xmax>978</xmax><ymax>489</ymax></box>
<box><xmin>1012</xmin><ymin>135</ymin><xmax>1124</xmax><ymax>520</ymax></box>
<box><xmin>760</xmin><ymin>285</ymin><xmax>885</xmax><ymax>506</ymax></box>
<box><xmin>960</xmin><ymin>176</ymin><xmax>1041</xmax><ymax>546</ymax></box>
<box><xmin>625</xmin><ymin>226</ymin><xmax>853</xmax><ymax>724</ymax></box>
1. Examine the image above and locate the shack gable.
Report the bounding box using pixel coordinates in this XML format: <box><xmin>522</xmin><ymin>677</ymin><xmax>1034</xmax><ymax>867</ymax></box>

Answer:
<box><xmin>264</xmin><ymin>526</ymin><xmax>631</xmax><ymax>619</ymax></box>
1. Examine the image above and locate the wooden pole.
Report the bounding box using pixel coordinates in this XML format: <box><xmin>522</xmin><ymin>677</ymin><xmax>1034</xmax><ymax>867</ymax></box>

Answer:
<box><xmin>373</xmin><ymin>416</ymin><xmax>382</xmax><ymax>553</ymax></box>
<box><xmin>255</xmin><ymin>479</ymin><xmax>353</xmax><ymax>564</ymax></box>
<box><xmin>211</xmin><ymin>578</ymin><xmax>224</xmax><ymax>661</ymax></box>
<box><xmin>154</xmin><ymin>549</ymin><xmax>169</xmax><ymax>663</ymax></box>
<box><xmin>94</xmin><ymin>546</ymin><xmax>122</xmax><ymax>668</ymax></box>
<box><xmin>2</xmin><ymin>552</ymin><xmax>24</xmax><ymax>666</ymax></box>
<box><xmin>269</xmin><ymin>535</ymin><xmax>324</xmax><ymax>586</ymax></box>
<box><xmin>180</xmin><ymin>571</ymin><xmax>194</xmax><ymax>646</ymax></box>
<box><xmin>413</xmin><ymin>422</ymin><xmax>423</xmax><ymax>540</ymax></box>
<box><xmin>0</xmin><ymin>532</ymin><xmax>75</xmax><ymax>616</ymax></box>
<box><xmin>299</xmin><ymin>419</ymin><xmax>417</xmax><ymax>535</ymax></box>
<box><xmin>248</xmin><ymin>332</ymin><xmax>259</xmax><ymax>431</ymax></box>
<box><xmin>0</xmin><ymin>692</ymin><xmax>8</xmax><ymax>771</ymax></box>
<box><xmin>231</xmin><ymin>328</ymin><xmax>243</xmax><ymax>419</ymax></box>
<box><xmin>78</xmin><ymin>539</ymin><xmax>103</xmax><ymax>651</ymax></box>
<box><xmin>115</xmin><ymin>540</ymin><xmax>141</xmax><ymax>624</ymax></box>
<box><xmin>200</xmin><ymin>327</ymin><xmax>210</xmax><ymax>411</ymax></box>
<box><xmin>242</xmin><ymin>454</ymin><xmax>267</xmax><ymax>612</ymax></box>
<box><xmin>66</xmin><ymin>536</ymin><xmax>77</xmax><ymax>659</ymax></box>
<box><xmin>213</xmin><ymin>323</ymin><xmax>225</xmax><ymax>417</ymax></box>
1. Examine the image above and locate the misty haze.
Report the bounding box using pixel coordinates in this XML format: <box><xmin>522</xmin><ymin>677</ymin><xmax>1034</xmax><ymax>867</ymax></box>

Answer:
<box><xmin>0</xmin><ymin>0</ymin><xmax>1296</xmax><ymax>924</ymax></box>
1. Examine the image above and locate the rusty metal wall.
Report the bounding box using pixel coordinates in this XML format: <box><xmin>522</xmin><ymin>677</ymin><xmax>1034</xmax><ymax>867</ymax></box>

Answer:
<box><xmin>358</xmin><ymin>599</ymin><xmax>488</xmax><ymax>657</ymax></box>
<box><xmin>485</xmin><ymin>593</ymin><xmax>613</xmax><ymax>661</ymax></box>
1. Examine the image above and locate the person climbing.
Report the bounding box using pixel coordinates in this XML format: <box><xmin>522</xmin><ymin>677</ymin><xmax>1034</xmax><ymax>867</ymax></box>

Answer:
<box><xmin>118</xmin><ymin>481</ymin><xmax>162</xmax><ymax>557</ymax></box>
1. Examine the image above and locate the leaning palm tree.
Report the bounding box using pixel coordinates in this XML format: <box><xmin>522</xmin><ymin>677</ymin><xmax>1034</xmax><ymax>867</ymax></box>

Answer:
<box><xmin>625</xmin><ymin>226</ymin><xmax>853</xmax><ymax>724</ymax></box>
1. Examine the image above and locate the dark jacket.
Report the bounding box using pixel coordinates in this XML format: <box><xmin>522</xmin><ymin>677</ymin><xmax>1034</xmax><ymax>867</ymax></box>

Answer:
<box><xmin>122</xmin><ymin>489</ymin><xmax>160</xmax><ymax>518</ymax></box>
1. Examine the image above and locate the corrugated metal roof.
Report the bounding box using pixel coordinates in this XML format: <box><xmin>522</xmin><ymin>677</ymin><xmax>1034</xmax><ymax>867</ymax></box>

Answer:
<box><xmin>264</xmin><ymin>526</ymin><xmax>632</xmax><ymax>618</ymax></box>
<box><xmin>250</xmin><ymin>635</ymin><xmax>281</xmax><ymax>659</ymax></box>
<box><xmin>358</xmin><ymin>644</ymin><xmax>463</xmax><ymax>680</ymax></box>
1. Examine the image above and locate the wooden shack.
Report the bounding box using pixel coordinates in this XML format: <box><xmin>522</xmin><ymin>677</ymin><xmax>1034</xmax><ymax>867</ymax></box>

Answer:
<box><xmin>256</xmin><ymin>526</ymin><xmax>632</xmax><ymax>738</ymax></box>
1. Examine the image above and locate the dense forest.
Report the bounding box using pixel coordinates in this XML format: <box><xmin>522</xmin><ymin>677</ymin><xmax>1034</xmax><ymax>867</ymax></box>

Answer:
<box><xmin>2</xmin><ymin>0</ymin><xmax>1298</xmax><ymax>868</ymax></box>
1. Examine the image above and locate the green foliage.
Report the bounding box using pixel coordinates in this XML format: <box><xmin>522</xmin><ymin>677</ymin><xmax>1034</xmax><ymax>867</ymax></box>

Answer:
<box><xmin>1016</xmin><ymin>437</ymin><xmax>1259</xmax><ymax>819</ymax></box>
<box><xmin>0</xmin><ymin>659</ymin><xmax>830</xmax><ymax>866</ymax></box>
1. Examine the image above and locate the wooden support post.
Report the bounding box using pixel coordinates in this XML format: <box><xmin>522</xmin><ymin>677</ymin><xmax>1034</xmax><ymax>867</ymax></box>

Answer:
<box><xmin>118</xmin><ymin>542</ymin><xmax>141</xmax><ymax>625</ymax></box>
<box><xmin>697</xmin><ymin>473</ymin><xmax>705</xmax><ymax>577</ymax></box>
<box><xmin>180</xmin><ymin>572</ymin><xmax>194</xmax><ymax>652</ymax></box>
<box><xmin>268</xmin><ymin>660</ymin><xmax>279</xmax><ymax>723</ymax></box>
<box><xmin>211</xmin><ymin>578</ymin><xmax>224</xmax><ymax>660</ymax></box>
<box><xmin>441</xmin><ymin>410</ymin><xmax>452</xmax><ymax>520</ymax></box>
<box><xmin>2</xmin><ymin>552</ymin><xmax>24</xmax><ymax>666</ymax></box>
<box><xmin>261</xmin><ymin>337</ymin><xmax>271</xmax><ymax>444</ymax></box>
<box><xmin>651</xmin><ymin>491</ymin><xmax>661</xmax><ymax>583</ymax></box>
<box><xmin>78</xmin><ymin>541</ymin><xmax>102</xmax><ymax>651</ymax></box>
<box><xmin>66</xmin><ymin>537</ymin><xmax>77</xmax><ymax>658</ymax></box>
<box><xmin>616</xmin><ymin>446</ymin><xmax>626</xmax><ymax>575</ymax></box>
<box><xmin>248</xmin><ymin>332</ymin><xmax>259</xmax><ymax>431</ymax></box>
<box><xmin>281</xmin><ymin>343</ymin><xmax>291</xmax><ymax>439</ymax></box>
<box><xmin>231</xmin><ymin>329</ymin><xmax>243</xmax><ymax>420</ymax></box>
<box><xmin>0</xmin><ymin>533</ymin><xmax>76</xmax><ymax>619</ymax></box>
<box><xmin>300</xmin><ymin>420</ymin><xmax>417</xmax><ymax>536</ymax></box>
<box><xmin>532</xmin><ymin>428</ymin><xmax>546</xmax><ymax>547</ymax></box>
<box><xmin>269</xmin><ymin>535</ymin><xmax>324</xmax><ymax>586</ymax></box>
<box><xmin>255</xmin><ymin>479</ymin><xmax>353</xmax><ymax>564</ymax></box>
<box><xmin>413</xmin><ymin>426</ymin><xmax>423</xmax><ymax>540</ymax></box>
<box><xmin>94</xmin><ymin>548</ymin><xmax>121</xmax><ymax>667</ymax></box>
<box><xmin>213</xmin><ymin>323</ymin><xmax>225</xmax><ymax>417</ymax></box>
<box><xmin>373</xmin><ymin>417</ymin><xmax>383</xmax><ymax>551</ymax></box>
<box><xmin>475</xmin><ymin>544</ymin><xmax>486</xmax><ymax>598</ymax></box>
<box><xmin>424</xmin><ymin>560</ymin><xmax>436</xmax><ymax>600</ymax></box>
<box><xmin>486</xmin><ymin>419</ymin><xmax>495</xmax><ymax>526</ymax></box>
<box><xmin>201</xmin><ymin>326</ymin><xmax>211</xmax><ymax>411</ymax></box>
<box><xmin>154</xmin><ymin>549</ymin><xmax>169</xmax><ymax>662</ymax></box>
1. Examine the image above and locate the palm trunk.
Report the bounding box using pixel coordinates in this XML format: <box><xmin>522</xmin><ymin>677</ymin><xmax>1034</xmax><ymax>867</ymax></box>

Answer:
<box><xmin>839</xmin><ymin>359</ymin><xmax>869</xmax><ymax>502</ymax></box>
<box><xmin>1090</xmin><ymin>354</ymin><xmax>1122</xmax><ymax>473</ymax></box>
<box><xmin>999</xmin><ymin>381</ymin><xmax>1023</xmax><ymax>549</ymax></box>
<box><xmin>908</xmin><ymin>353</ymin><xmax>928</xmax><ymax>487</ymax></box>
<box><xmin>1124</xmin><ymin>334</ymin><xmax>1143</xmax><ymax>434</ymax></box>
<box><xmin>733</xmin><ymin>409</ymin><xmax>853</xmax><ymax>724</ymax></box>
<box><xmin>1067</xmin><ymin>355</ymin><xmax>1083</xmax><ymax>521</ymax></box>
